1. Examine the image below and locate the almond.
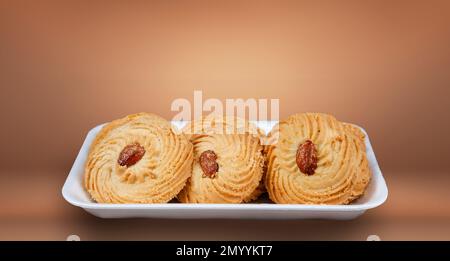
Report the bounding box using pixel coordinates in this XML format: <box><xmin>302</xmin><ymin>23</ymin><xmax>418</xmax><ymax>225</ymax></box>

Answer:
<box><xmin>296</xmin><ymin>140</ymin><xmax>318</xmax><ymax>175</ymax></box>
<box><xmin>118</xmin><ymin>143</ymin><xmax>145</xmax><ymax>167</ymax></box>
<box><xmin>199</xmin><ymin>150</ymin><xmax>219</xmax><ymax>178</ymax></box>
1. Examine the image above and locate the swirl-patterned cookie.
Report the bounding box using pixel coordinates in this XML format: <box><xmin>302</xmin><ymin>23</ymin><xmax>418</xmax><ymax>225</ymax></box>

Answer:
<box><xmin>177</xmin><ymin>116</ymin><xmax>265</xmax><ymax>203</ymax></box>
<box><xmin>84</xmin><ymin>113</ymin><xmax>193</xmax><ymax>203</ymax></box>
<box><xmin>265</xmin><ymin>113</ymin><xmax>371</xmax><ymax>204</ymax></box>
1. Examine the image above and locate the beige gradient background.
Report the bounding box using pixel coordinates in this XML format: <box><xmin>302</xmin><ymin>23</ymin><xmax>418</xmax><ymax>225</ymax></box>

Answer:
<box><xmin>0</xmin><ymin>1</ymin><xmax>449</xmax><ymax>240</ymax></box>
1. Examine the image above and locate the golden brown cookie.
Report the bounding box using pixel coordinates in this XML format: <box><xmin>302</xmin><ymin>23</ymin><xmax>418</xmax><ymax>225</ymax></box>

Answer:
<box><xmin>84</xmin><ymin>113</ymin><xmax>193</xmax><ymax>203</ymax></box>
<box><xmin>177</xmin><ymin>116</ymin><xmax>265</xmax><ymax>203</ymax></box>
<box><xmin>265</xmin><ymin>113</ymin><xmax>371</xmax><ymax>204</ymax></box>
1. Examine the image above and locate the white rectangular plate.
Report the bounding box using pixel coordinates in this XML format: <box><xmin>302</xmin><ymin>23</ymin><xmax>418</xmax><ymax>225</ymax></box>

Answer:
<box><xmin>62</xmin><ymin>121</ymin><xmax>388</xmax><ymax>220</ymax></box>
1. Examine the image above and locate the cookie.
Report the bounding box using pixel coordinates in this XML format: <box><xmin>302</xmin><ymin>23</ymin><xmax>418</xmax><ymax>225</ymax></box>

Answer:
<box><xmin>177</xmin><ymin>116</ymin><xmax>265</xmax><ymax>203</ymax></box>
<box><xmin>84</xmin><ymin>113</ymin><xmax>193</xmax><ymax>203</ymax></box>
<box><xmin>265</xmin><ymin>113</ymin><xmax>371</xmax><ymax>204</ymax></box>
